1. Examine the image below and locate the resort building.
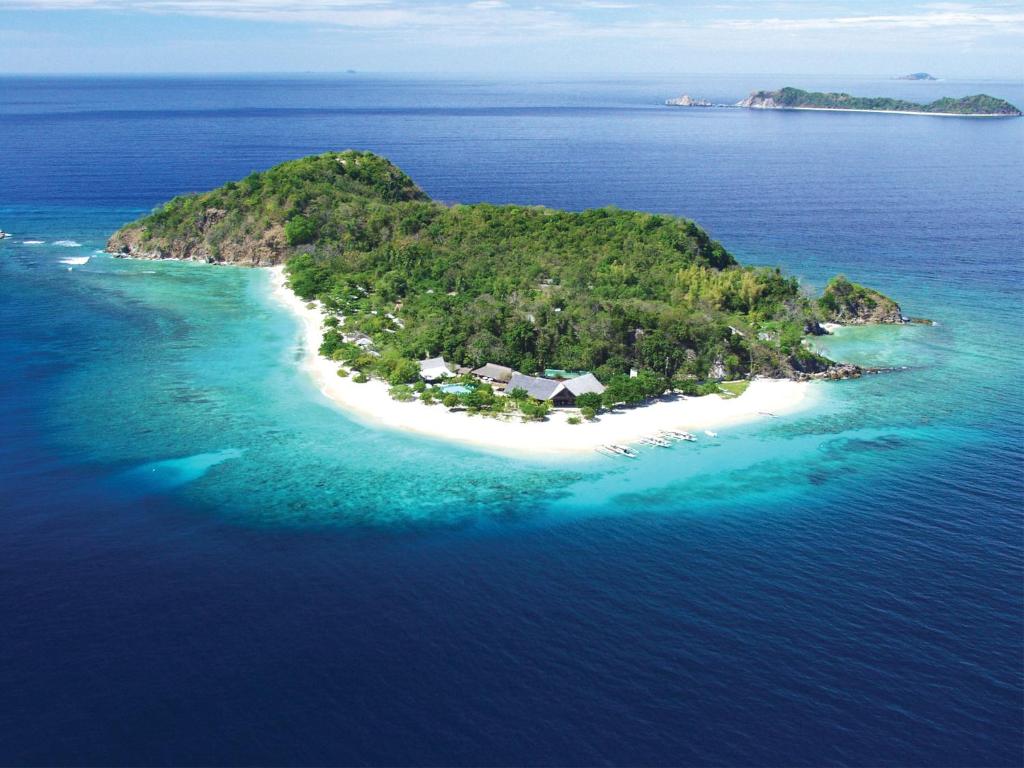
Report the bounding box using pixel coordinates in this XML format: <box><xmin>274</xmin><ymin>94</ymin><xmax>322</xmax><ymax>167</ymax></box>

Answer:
<box><xmin>419</xmin><ymin>356</ymin><xmax>455</xmax><ymax>381</ymax></box>
<box><xmin>471</xmin><ymin>363</ymin><xmax>514</xmax><ymax>385</ymax></box>
<box><xmin>505</xmin><ymin>372</ymin><xmax>605</xmax><ymax>407</ymax></box>
<box><xmin>343</xmin><ymin>332</ymin><xmax>374</xmax><ymax>349</ymax></box>
<box><xmin>564</xmin><ymin>373</ymin><xmax>605</xmax><ymax>398</ymax></box>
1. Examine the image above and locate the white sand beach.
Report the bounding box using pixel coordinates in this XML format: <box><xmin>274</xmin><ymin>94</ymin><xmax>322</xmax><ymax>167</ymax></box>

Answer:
<box><xmin>268</xmin><ymin>266</ymin><xmax>816</xmax><ymax>457</ymax></box>
<box><xmin>771</xmin><ymin>106</ymin><xmax>1015</xmax><ymax>118</ymax></box>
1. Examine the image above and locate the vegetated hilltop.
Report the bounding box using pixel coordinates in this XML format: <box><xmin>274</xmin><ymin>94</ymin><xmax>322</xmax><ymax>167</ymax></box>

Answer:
<box><xmin>819</xmin><ymin>276</ymin><xmax>903</xmax><ymax>324</ymax></box>
<box><xmin>737</xmin><ymin>87</ymin><xmax>1021</xmax><ymax>116</ymax></box>
<box><xmin>108</xmin><ymin>151</ymin><xmax>901</xmax><ymax>386</ymax></box>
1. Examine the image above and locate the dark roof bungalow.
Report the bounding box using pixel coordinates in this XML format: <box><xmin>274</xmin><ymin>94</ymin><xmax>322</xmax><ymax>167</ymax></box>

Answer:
<box><xmin>471</xmin><ymin>363</ymin><xmax>514</xmax><ymax>383</ymax></box>
<box><xmin>506</xmin><ymin>372</ymin><xmax>604</xmax><ymax>407</ymax></box>
<box><xmin>564</xmin><ymin>373</ymin><xmax>606</xmax><ymax>397</ymax></box>
<box><xmin>506</xmin><ymin>373</ymin><xmax>563</xmax><ymax>402</ymax></box>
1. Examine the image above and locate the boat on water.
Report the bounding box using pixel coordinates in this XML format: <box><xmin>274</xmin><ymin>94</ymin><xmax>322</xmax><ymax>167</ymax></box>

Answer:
<box><xmin>640</xmin><ymin>436</ymin><xmax>671</xmax><ymax>448</ymax></box>
<box><xmin>663</xmin><ymin>429</ymin><xmax>697</xmax><ymax>442</ymax></box>
<box><xmin>704</xmin><ymin>430</ymin><xmax>718</xmax><ymax>438</ymax></box>
<box><xmin>605</xmin><ymin>443</ymin><xmax>638</xmax><ymax>458</ymax></box>
<box><xmin>0</xmin><ymin>230</ymin><xmax>10</xmax><ymax>240</ymax></box>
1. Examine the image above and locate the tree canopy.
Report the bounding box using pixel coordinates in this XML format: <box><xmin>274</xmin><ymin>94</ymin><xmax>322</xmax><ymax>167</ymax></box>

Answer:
<box><xmin>112</xmin><ymin>150</ymin><xmax>866</xmax><ymax>385</ymax></box>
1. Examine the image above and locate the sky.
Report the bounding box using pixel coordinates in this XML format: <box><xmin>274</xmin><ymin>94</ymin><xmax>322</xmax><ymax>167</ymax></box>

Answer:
<box><xmin>0</xmin><ymin>0</ymin><xmax>1022</xmax><ymax>76</ymax></box>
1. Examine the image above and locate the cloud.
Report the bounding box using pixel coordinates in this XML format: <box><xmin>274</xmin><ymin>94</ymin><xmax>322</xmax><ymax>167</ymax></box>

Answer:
<box><xmin>2</xmin><ymin>0</ymin><xmax>1022</xmax><ymax>43</ymax></box>
<box><xmin>712</xmin><ymin>9</ymin><xmax>1024</xmax><ymax>32</ymax></box>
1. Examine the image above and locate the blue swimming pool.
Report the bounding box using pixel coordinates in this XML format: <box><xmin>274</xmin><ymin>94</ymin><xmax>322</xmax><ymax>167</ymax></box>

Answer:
<box><xmin>439</xmin><ymin>384</ymin><xmax>473</xmax><ymax>395</ymax></box>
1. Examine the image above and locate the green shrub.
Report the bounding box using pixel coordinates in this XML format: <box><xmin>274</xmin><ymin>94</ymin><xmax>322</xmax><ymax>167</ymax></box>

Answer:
<box><xmin>567</xmin><ymin>416</ymin><xmax>582</xmax><ymax>425</ymax></box>
<box><xmin>575</xmin><ymin>392</ymin><xmax>603</xmax><ymax>412</ymax></box>
<box><xmin>386</xmin><ymin>358</ymin><xmax>420</xmax><ymax>386</ymax></box>
<box><xmin>285</xmin><ymin>215</ymin><xmax>318</xmax><ymax>246</ymax></box>
<box><xmin>353</xmin><ymin>372</ymin><xmax>370</xmax><ymax>383</ymax></box>
<box><xmin>580</xmin><ymin>406</ymin><xmax>597</xmax><ymax>421</ymax></box>
<box><xmin>520</xmin><ymin>400</ymin><xmax>550</xmax><ymax>421</ymax></box>
<box><xmin>389</xmin><ymin>384</ymin><xmax>414</xmax><ymax>401</ymax></box>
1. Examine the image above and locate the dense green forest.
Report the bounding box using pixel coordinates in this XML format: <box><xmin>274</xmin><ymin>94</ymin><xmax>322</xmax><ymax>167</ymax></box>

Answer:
<box><xmin>110</xmin><ymin>151</ymin><xmax>886</xmax><ymax>393</ymax></box>
<box><xmin>742</xmin><ymin>87</ymin><xmax>1021</xmax><ymax>115</ymax></box>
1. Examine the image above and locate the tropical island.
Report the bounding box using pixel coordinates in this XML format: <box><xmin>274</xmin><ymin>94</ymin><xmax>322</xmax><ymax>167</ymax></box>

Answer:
<box><xmin>107</xmin><ymin>151</ymin><xmax>907</xmax><ymax>455</ymax></box>
<box><xmin>736</xmin><ymin>87</ymin><xmax>1021</xmax><ymax>116</ymax></box>
<box><xmin>895</xmin><ymin>72</ymin><xmax>937</xmax><ymax>81</ymax></box>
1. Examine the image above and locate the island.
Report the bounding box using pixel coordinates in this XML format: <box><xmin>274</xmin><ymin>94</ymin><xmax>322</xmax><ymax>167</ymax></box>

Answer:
<box><xmin>736</xmin><ymin>87</ymin><xmax>1021</xmax><ymax>116</ymax></box>
<box><xmin>665</xmin><ymin>94</ymin><xmax>713</xmax><ymax>107</ymax></box>
<box><xmin>107</xmin><ymin>151</ymin><xmax>908</xmax><ymax>455</ymax></box>
<box><xmin>895</xmin><ymin>72</ymin><xmax>938</xmax><ymax>81</ymax></box>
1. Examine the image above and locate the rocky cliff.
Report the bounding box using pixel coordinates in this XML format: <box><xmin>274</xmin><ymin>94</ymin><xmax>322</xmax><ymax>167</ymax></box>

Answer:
<box><xmin>819</xmin><ymin>276</ymin><xmax>905</xmax><ymax>325</ymax></box>
<box><xmin>736</xmin><ymin>92</ymin><xmax>781</xmax><ymax>109</ymax></box>
<box><xmin>107</xmin><ymin>215</ymin><xmax>288</xmax><ymax>266</ymax></box>
<box><xmin>665</xmin><ymin>94</ymin><xmax>713</xmax><ymax>107</ymax></box>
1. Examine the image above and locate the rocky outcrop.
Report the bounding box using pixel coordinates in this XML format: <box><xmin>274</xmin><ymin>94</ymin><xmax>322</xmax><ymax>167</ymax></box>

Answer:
<box><xmin>107</xmin><ymin>218</ymin><xmax>288</xmax><ymax>266</ymax></box>
<box><xmin>817</xmin><ymin>363</ymin><xmax>863</xmax><ymax>380</ymax></box>
<box><xmin>819</xmin><ymin>276</ymin><xmax>905</xmax><ymax>325</ymax></box>
<box><xmin>804</xmin><ymin>318</ymin><xmax>828</xmax><ymax>336</ymax></box>
<box><xmin>665</xmin><ymin>94</ymin><xmax>713</xmax><ymax>107</ymax></box>
<box><xmin>736</xmin><ymin>92</ymin><xmax>779</xmax><ymax>109</ymax></box>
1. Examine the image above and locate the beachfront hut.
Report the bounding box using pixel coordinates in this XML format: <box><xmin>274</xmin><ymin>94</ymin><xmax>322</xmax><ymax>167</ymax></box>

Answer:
<box><xmin>505</xmin><ymin>373</ymin><xmax>578</xmax><ymax>407</ymax></box>
<box><xmin>471</xmin><ymin>363</ymin><xmax>514</xmax><ymax>384</ymax></box>
<box><xmin>343</xmin><ymin>332</ymin><xmax>375</xmax><ymax>349</ymax></box>
<box><xmin>419</xmin><ymin>356</ymin><xmax>454</xmax><ymax>381</ymax></box>
<box><xmin>564</xmin><ymin>373</ymin><xmax>606</xmax><ymax>398</ymax></box>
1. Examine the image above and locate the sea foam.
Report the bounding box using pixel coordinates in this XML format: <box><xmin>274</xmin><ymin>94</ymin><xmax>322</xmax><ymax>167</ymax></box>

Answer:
<box><xmin>59</xmin><ymin>256</ymin><xmax>90</xmax><ymax>266</ymax></box>
<box><xmin>53</xmin><ymin>239</ymin><xmax>82</xmax><ymax>247</ymax></box>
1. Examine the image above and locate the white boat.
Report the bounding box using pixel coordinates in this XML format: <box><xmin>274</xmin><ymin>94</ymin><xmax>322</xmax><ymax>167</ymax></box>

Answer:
<box><xmin>606</xmin><ymin>443</ymin><xmax>638</xmax><ymax>458</ymax></box>
<box><xmin>642</xmin><ymin>436</ymin><xmax>671</xmax><ymax>448</ymax></box>
<box><xmin>663</xmin><ymin>429</ymin><xmax>697</xmax><ymax>442</ymax></box>
<box><xmin>704</xmin><ymin>430</ymin><xmax>718</xmax><ymax>438</ymax></box>
<box><xmin>0</xmin><ymin>230</ymin><xmax>9</xmax><ymax>240</ymax></box>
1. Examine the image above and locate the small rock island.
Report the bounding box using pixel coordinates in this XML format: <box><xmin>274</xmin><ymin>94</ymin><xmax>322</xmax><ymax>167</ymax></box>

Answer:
<box><xmin>664</xmin><ymin>94</ymin><xmax>713</xmax><ymax>107</ymax></box>
<box><xmin>895</xmin><ymin>72</ymin><xmax>938</xmax><ymax>81</ymax></box>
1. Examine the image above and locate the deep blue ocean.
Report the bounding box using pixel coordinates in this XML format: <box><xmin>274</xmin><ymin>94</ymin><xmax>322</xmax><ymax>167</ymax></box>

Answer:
<box><xmin>1</xmin><ymin>74</ymin><xmax>1022</xmax><ymax>766</ymax></box>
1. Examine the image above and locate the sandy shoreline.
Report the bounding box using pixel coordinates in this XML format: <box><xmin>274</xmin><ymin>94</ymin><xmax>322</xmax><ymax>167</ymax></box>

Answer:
<box><xmin>267</xmin><ymin>266</ymin><xmax>817</xmax><ymax>458</ymax></box>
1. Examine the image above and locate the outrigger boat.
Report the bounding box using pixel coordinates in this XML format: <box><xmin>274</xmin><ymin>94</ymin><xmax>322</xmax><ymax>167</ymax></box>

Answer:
<box><xmin>663</xmin><ymin>429</ymin><xmax>697</xmax><ymax>442</ymax></box>
<box><xmin>640</xmin><ymin>436</ymin><xmax>671</xmax><ymax>448</ymax></box>
<box><xmin>605</xmin><ymin>443</ymin><xmax>638</xmax><ymax>458</ymax></box>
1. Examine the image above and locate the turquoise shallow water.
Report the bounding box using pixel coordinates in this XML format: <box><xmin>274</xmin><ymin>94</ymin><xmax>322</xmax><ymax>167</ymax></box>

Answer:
<box><xmin>0</xmin><ymin>76</ymin><xmax>1021</xmax><ymax>764</ymax></box>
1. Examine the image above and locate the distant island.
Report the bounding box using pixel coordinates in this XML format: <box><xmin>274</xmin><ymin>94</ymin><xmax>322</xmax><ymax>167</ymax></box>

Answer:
<box><xmin>895</xmin><ymin>72</ymin><xmax>938</xmax><ymax>81</ymax></box>
<box><xmin>665</xmin><ymin>86</ymin><xmax>1020</xmax><ymax>117</ymax></box>
<box><xmin>106</xmin><ymin>151</ymin><xmax>908</xmax><ymax>452</ymax></box>
<box><xmin>664</xmin><ymin>94</ymin><xmax>713</xmax><ymax>107</ymax></box>
<box><xmin>737</xmin><ymin>87</ymin><xmax>1021</xmax><ymax>116</ymax></box>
